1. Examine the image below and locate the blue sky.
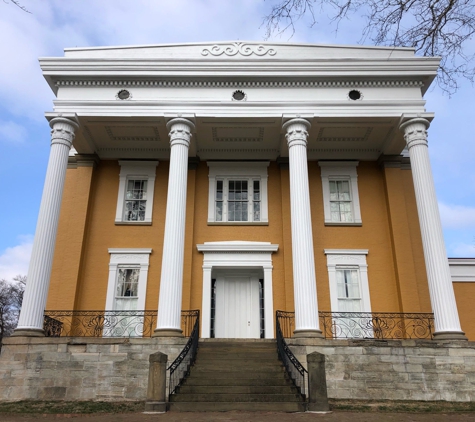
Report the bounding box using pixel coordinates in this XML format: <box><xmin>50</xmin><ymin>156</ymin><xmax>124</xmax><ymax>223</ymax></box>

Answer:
<box><xmin>1</xmin><ymin>0</ymin><xmax>474</xmax><ymax>280</ymax></box>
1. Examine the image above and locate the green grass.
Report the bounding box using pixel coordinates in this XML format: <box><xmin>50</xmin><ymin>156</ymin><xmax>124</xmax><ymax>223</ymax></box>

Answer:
<box><xmin>0</xmin><ymin>400</ymin><xmax>145</xmax><ymax>414</ymax></box>
<box><xmin>329</xmin><ymin>399</ymin><xmax>475</xmax><ymax>413</ymax></box>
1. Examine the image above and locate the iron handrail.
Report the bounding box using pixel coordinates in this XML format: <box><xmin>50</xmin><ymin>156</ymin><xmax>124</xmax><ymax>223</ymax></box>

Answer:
<box><xmin>277</xmin><ymin>310</ymin><xmax>435</xmax><ymax>340</ymax></box>
<box><xmin>276</xmin><ymin>311</ymin><xmax>308</xmax><ymax>398</ymax></box>
<box><xmin>167</xmin><ymin>310</ymin><xmax>200</xmax><ymax>397</ymax></box>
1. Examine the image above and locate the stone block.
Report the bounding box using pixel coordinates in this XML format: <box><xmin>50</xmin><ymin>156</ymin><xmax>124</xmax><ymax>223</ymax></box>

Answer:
<box><xmin>37</xmin><ymin>386</ymin><xmax>66</xmax><ymax>400</ymax></box>
<box><xmin>99</xmin><ymin>353</ymin><xmax>128</xmax><ymax>362</ymax></box>
<box><xmin>449</xmin><ymin>348</ymin><xmax>475</xmax><ymax>357</ymax></box>
<box><xmin>70</xmin><ymin>352</ymin><xmax>100</xmax><ymax>361</ymax></box>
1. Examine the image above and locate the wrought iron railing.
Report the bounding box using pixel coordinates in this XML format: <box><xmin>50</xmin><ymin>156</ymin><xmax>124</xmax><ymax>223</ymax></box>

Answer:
<box><xmin>276</xmin><ymin>311</ymin><xmax>308</xmax><ymax>398</ymax></box>
<box><xmin>168</xmin><ymin>310</ymin><xmax>200</xmax><ymax>397</ymax></box>
<box><xmin>277</xmin><ymin>310</ymin><xmax>435</xmax><ymax>340</ymax></box>
<box><xmin>43</xmin><ymin>310</ymin><xmax>198</xmax><ymax>338</ymax></box>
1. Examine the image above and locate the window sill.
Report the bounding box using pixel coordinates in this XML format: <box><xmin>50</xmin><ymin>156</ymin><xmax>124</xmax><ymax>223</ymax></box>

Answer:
<box><xmin>324</xmin><ymin>222</ymin><xmax>362</xmax><ymax>227</ymax></box>
<box><xmin>208</xmin><ymin>221</ymin><xmax>269</xmax><ymax>226</ymax></box>
<box><xmin>115</xmin><ymin>221</ymin><xmax>152</xmax><ymax>226</ymax></box>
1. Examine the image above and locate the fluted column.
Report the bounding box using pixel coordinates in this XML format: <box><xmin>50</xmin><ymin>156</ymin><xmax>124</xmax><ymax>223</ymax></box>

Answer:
<box><xmin>154</xmin><ymin>118</ymin><xmax>195</xmax><ymax>337</ymax></box>
<box><xmin>14</xmin><ymin>117</ymin><xmax>79</xmax><ymax>336</ymax></box>
<box><xmin>400</xmin><ymin>118</ymin><xmax>466</xmax><ymax>340</ymax></box>
<box><xmin>283</xmin><ymin>118</ymin><xmax>323</xmax><ymax>338</ymax></box>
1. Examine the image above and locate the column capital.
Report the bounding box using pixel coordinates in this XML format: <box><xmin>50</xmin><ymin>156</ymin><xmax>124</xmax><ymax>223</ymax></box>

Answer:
<box><xmin>399</xmin><ymin>118</ymin><xmax>431</xmax><ymax>150</ymax></box>
<box><xmin>49</xmin><ymin>117</ymin><xmax>79</xmax><ymax>148</ymax></box>
<box><xmin>282</xmin><ymin>118</ymin><xmax>311</xmax><ymax>149</ymax></box>
<box><xmin>167</xmin><ymin>118</ymin><xmax>195</xmax><ymax>148</ymax></box>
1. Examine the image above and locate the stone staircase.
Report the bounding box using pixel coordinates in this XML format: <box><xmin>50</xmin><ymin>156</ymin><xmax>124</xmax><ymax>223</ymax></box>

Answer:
<box><xmin>168</xmin><ymin>339</ymin><xmax>306</xmax><ymax>412</ymax></box>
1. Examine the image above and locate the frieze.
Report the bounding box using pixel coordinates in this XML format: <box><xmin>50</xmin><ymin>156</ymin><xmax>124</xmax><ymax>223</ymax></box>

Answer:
<box><xmin>201</xmin><ymin>42</ymin><xmax>277</xmax><ymax>57</ymax></box>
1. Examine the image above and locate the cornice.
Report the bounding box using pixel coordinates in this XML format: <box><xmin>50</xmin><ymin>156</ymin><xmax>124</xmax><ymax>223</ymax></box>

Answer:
<box><xmin>55</xmin><ymin>79</ymin><xmax>424</xmax><ymax>88</ymax></box>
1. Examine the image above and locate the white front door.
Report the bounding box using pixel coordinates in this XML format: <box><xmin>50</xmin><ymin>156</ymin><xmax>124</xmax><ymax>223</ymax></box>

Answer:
<box><xmin>215</xmin><ymin>276</ymin><xmax>260</xmax><ymax>338</ymax></box>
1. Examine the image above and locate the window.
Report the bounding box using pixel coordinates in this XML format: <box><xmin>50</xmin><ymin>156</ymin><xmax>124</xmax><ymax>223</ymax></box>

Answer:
<box><xmin>325</xmin><ymin>250</ymin><xmax>371</xmax><ymax>338</ymax></box>
<box><xmin>319</xmin><ymin>161</ymin><xmax>362</xmax><ymax>225</ymax></box>
<box><xmin>115</xmin><ymin>161</ymin><xmax>158</xmax><ymax>224</ymax></box>
<box><xmin>105</xmin><ymin>249</ymin><xmax>152</xmax><ymax>337</ymax></box>
<box><xmin>106</xmin><ymin>248</ymin><xmax>152</xmax><ymax>311</ymax></box>
<box><xmin>207</xmin><ymin>162</ymin><xmax>269</xmax><ymax>224</ymax></box>
<box><xmin>336</xmin><ymin>268</ymin><xmax>362</xmax><ymax>312</ymax></box>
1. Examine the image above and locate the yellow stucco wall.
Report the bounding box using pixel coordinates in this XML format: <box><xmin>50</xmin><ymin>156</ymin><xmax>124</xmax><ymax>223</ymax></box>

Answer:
<box><xmin>453</xmin><ymin>283</ymin><xmax>475</xmax><ymax>340</ymax></box>
<box><xmin>48</xmin><ymin>158</ymin><xmax>439</xmax><ymax>333</ymax></box>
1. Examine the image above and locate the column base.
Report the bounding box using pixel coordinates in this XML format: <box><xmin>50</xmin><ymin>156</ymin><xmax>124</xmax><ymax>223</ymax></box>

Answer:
<box><xmin>152</xmin><ymin>328</ymin><xmax>183</xmax><ymax>338</ymax></box>
<box><xmin>293</xmin><ymin>329</ymin><xmax>324</xmax><ymax>339</ymax></box>
<box><xmin>433</xmin><ymin>331</ymin><xmax>468</xmax><ymax>341</ymax></box>
<box><xmin>11</xmin><ymin>328</ymin><xmax>45</xmax><ymax>337</ymax></box>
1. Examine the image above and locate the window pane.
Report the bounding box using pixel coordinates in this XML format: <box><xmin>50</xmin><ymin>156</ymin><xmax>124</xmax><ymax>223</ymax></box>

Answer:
<box><xmin>117</xmin><ymin>268</ymin><xmax>139</xmax><ymax>297</ymax></box>
<box><xmin>242</xmin><ymin>202</ymin><xmax>248</xmax><ymax>221</ymax></box>
<box><xmin>216</xmin><ymin>201</ymin><xmax>223</xmax><ymax>221</ymax></box>
<box><xmin>216</xmin><ymin>180</ymin><xmax>223</xmax><ymax>200</ymax></box>
<box><xmin>253</xmin><ymin>181</ymin><xmax>260</xmax><ymax>200</ymax></box>
<box><xmin>254</xmin><ymin>201</ymin><xmax>260</xmax><ymax>221</ymax></box>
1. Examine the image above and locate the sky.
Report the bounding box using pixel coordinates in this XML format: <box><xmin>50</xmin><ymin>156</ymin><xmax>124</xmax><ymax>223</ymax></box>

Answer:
<box><xmin>0</xmin><ymin>0</ymin><xmax>474</xmax><ymax>281</ymax></box>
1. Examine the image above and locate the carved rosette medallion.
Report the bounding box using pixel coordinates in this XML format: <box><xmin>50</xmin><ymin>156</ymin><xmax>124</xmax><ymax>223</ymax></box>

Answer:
<box><xmin>202</xmin><ymin>42</ymin><xmax>277</xmax><ymax>57</ymax></box>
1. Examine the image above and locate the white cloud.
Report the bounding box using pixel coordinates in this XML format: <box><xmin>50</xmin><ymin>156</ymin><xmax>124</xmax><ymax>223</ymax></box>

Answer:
<box><xmin>448</xmin><ymin>242</ymin><xmax>475</xmax><ymax>258</ymax></box>
<box><xmin>439</xmin><ymin>202</ymin><xmax>475</xmax><ymax>230</ymax></box>
<box><xmin>0</xmin><ymin>236</ymin><xmax>33</xmax><ymax>281</ymax></box>
<box><xmin>0</xmin><ymin>120</ymin><xmax>28</xmax><ymax>143</ymax></box>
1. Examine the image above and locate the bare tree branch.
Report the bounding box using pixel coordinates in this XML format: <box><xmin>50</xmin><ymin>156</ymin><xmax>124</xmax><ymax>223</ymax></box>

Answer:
<box><xmin>3</xmin><ymin>0</ymin><xmax>31</xmax><ymax>13</ymax></box>
<box><xmin>262</xmin><ymin>0</ymin><xmax>475</xmax><ymax>94</ymax></box>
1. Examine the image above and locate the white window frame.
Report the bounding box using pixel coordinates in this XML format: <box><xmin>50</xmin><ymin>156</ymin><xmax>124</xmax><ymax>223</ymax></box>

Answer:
<box><xmin>324</xmin><ymin>249</ymin><xmax>371</xmax><ymax>313</ymax></box>
<box><xmin>105</xmin><ymin>248</ymin><xmax>152</xmax><ymax>312</ymax></box>
<box><xmin>319</xmin><ymin>161</ymin><xmax>362</xmax><ymax>225</ymax></box>
<box><xmin>115</xmin><ymin>161</ymin><xmax>158</xmax><ymax>224</ymax></box>
<box><xmin>207</xmin><ymin>162</ymin><xmax>269</xmax><ymax>224</ymax></box>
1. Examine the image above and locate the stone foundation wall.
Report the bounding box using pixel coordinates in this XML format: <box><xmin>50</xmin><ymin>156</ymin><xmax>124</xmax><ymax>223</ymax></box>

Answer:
<box><xmin>288</xmin><ymin>338</ymin><xmax>475</xmax><ymax>402</ymax></box>
<box><xmin>0</xmin><ymin>337</ymin><xmax>187</xmax><ymax>401</ymax></box>
<box><xmin>1</xmin><ymin>337</ymin><xmax>475</xmax><ymax>403</ymax></box>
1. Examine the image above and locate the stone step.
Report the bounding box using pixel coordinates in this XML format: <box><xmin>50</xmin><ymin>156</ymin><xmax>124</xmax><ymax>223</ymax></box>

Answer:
<box><xmin>177</xmin><ymin>385</ymin><xmax>299</xmax><ymax>395</ymax></box>
<box><xmin>193</xmin><ymin>361</ymin><xmax>283</xmax><ymax>370</ymax></box>
<box><xmin>197</xmin><ymin>350</ymin><xmax>278</xmax><ymax>358</ymax></box>
<box><xmin>168</xmin><ymin>401</ymin><xmax>306</xmax><ymax>412</ymax></box>
<box><xmin>183</xmin><ymin>377</ymin><xmax>293</xmax><ymax>387</ymax></box>
<box><xmin>170</xmin><ymin>393</ymin><xmax>302</xmax><ymax>403</ymax></box>
<box><xmin>188</xmin><ymin>368</ymin><xmax>286</xmax><ymax>377</ymax></box>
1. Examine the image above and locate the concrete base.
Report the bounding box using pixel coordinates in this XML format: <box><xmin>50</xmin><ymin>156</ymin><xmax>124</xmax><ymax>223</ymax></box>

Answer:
<box><xmin>152</xmin><ymin>328</ymin><xmax>183</xmax><ymax>338</ymax></box>
<box><xmin>144</xmin><ymin>401</ymin><xmax>167</xmax><ymax>412</ymax></box>
<box><xmin>293</xmin><ymin>329</ymin><xmax>324</xmax><ymax>339</ymax></box>
<box><xmin>11</xmin><ymin>328</ymin><xmax>45</xmax><ymax>337</ymax></box>
<box><xmin>433</xmin><ymin>331</ymin><xmax>468</xmax><ymax>341</ymax></box>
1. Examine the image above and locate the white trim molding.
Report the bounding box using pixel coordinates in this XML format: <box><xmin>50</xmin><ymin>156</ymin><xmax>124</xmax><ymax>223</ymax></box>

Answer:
<box><xmin>105</xmin><ymin>248</ymin><xmax>152</xmax><ymax>312</ymax></box>
<box><xmin>449</xmin><ymin>258</ymin><xmax>475</xmax><ymax>282</ymax></box>
<box><xmin>207</xmin><ymin>162</ymin><xmax>269</xmax><ymax>224</ymax></box>
<box><xmin>197</xmin><ymin>241</ymin><xmax>278</xmax><ymax>339</ymax></box>
<box><xmin>319</xmin><ymin>161</ymin><xmax>362</xmax><ymax>225</ymax></box>
<box><xmin>115</xmin><ymin>160</ymin><xmax>158</xmax><ymax>224</ymax></box>
<box><xmin>324</xmin><ymin>249</ymin><xmax>371</xmax><ymax>313</ymax></box>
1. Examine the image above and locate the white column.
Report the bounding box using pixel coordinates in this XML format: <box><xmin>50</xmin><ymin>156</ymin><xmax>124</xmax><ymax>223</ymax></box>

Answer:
<box><xmin>283</xmin><ymin>118</ymin><xmax>323</xmax><ymax>338</ymax></box>
<box><xmin>14</xmin><ymin>117</ymin><xmax>79</xmax><ymax>336</ymax></box>
<box><xmin>400</xmin><ymin>118</ymin><xmax>466</xmax><ymax>340</ymax></box>
<box><xmin>154</xmin><ymin>118</ymin><xmax>195</xmax><ymax>337</ymax></box>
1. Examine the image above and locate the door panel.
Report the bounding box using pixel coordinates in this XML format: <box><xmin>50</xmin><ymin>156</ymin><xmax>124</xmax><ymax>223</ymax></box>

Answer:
<box><xmin>215</xmin><ymin>276</ymin><xmax>260</xmax><ymax>338</ymax></box>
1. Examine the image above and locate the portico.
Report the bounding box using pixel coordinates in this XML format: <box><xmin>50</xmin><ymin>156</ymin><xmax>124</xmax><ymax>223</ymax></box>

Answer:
<box><xmin>13</xmin><ymin>41</ymin><xmax>467</xmax><ymax>342</ymax></box>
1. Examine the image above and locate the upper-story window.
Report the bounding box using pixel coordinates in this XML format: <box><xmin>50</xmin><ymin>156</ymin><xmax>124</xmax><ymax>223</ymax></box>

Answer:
<box><xmin>207</xmin><ymin>162</ymin><xmax>269</xmax><ymax>224</ymax></box>
<box><xmin>115</xmin><ymin>161</ymin><xmax>158</xmax><ymax>224</ymax></box>
<box><xmin>319</xmin><ymin>161</ymin><xmax>362</xmax><ymax>225</ymax></box>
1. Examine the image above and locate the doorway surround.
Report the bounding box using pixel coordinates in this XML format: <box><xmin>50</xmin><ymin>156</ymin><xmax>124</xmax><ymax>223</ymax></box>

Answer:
<box><xmin>197</xmin><ymin>241</ymin><xmax>279</xmax><ymax>338</ymax></box>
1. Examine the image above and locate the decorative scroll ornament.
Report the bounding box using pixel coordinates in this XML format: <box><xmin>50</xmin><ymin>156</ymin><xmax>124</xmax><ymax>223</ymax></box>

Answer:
<box><xmin>202</xmin><ymin>42</ymin><xmax>277</xmax><ymax>57</ymax></box>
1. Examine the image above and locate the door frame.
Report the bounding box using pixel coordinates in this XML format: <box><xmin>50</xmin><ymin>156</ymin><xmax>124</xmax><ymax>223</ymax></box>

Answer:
<box><xmin>197</xmin><ymin>241</ymin><xmax>279</xmax><ymax>339</ymax></box>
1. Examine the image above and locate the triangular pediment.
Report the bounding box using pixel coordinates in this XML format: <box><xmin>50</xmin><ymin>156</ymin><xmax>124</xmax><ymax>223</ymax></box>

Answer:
<box><xmin>63</xmin><ymin>41</ymin><xmax>418</xmax><ymax>61</ymax></box>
